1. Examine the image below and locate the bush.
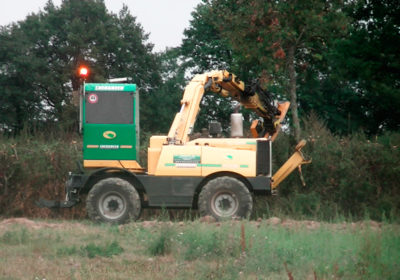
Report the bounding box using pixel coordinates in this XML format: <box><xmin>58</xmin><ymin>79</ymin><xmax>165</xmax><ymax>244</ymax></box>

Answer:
<box><xmin>259</xmin><ymin>114</ymin><xmax>400</xmax><ymax>221</ymax></box>
<box><xmin>0</xmin><ymin>229</ymin><xmax>29</xmax><ymax>245</ymax></box>
<box><xmin>57</xmin><ymin>241</ymin><xmax>123</xmax><ymax>258</ymax></box>
<box><xmin>147</xmin><ymin>224</ymin><xmax>174</xmax><ymax>256</ymax></box>
<box><xmin>1</xmin><ymin>115</ymin><xmax>399</xmax><ymax>222</ymax></box>
<box><xmin>0</xmin><ymin>131</ymin><xmax>84</xmax><ymax>218</ymax></box>
<box><xmin>83</xmin><ymin>240</ymin><xmax>124</xmax><ymax>258</ymax></box>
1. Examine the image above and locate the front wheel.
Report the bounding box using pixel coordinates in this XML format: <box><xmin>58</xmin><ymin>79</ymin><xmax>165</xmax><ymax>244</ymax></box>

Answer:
<box><xmin>86</xmin><ymin>177</ymin><xmax>141</xmax><ymax>224</ymax></box>
<box><xmin>198</xmin><ymin>176</ymin><xmax>253</xmax><ymax>220</ymax></box>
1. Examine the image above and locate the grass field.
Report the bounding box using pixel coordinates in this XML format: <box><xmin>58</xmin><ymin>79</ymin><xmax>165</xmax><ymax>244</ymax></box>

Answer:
<box><xmin>0</xmin><ymin>218</ymin><xmax>399</xmax><ymax>280</ymax></box>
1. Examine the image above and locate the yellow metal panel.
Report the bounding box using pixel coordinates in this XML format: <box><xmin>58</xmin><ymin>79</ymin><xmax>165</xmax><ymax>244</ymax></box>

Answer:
<box><xmin>149</xmin><ymin>136</ymin><xmax>168</xmax><ymax>148</ymax></box>
<box><xmin>201</xmin><ymin>146</ymin><xmax>256</xmax><ymax>177</ymax></box>
<box><xmin>83</xmin><ymin>160</ymin><xmax>144</xmax><ymax>172</ymax></box>
<box><xmin>155</xmin><ymin>145</ymin><xmax>202</xmax><ymax>176</ymax></box>
<box><xmin>271</xmin><ymin>140</ymin><xmax>311</xmax><ymax>189</ymax></box>
<box><xmin>147</xmin><ymin>147</ymin><xmax>162</xmax><ymax>175</ymax></box>
<box><xmin>187</xmin><ymin>138</ymin><xmax>257</xmax><ymax>151</ymax></box>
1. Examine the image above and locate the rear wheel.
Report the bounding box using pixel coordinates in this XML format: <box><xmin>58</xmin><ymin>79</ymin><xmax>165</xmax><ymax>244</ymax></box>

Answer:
<box><xmin>86</xmin><ymin>177</ymin><xmax>141</xmax><ymax>224</ymax></box>
<box><xmin>198</xmin><ymin>176</ymin><xmax>253</xmax><ymax>220</ymax></box>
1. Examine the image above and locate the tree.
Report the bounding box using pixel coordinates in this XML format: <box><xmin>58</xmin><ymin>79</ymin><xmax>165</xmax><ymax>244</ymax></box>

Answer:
<box><xmin>181</xmin><ymin>2</ymin><xmax>234</xmax><ymax>75</ymax></box>
<box><xmin>0</xmin><ymin>0</ymin><xmax>160</xmax><ymax>133</ymax></box>
<box><xmin>0</xmin><ymin>25</ymin><xmax>42</xmax><ymax>133</ymax></box>
<box><xmin>209</xmin><ymin>0</ymin><xmax>348</xmax><ymax>140</ymax></box>
<box><xmin>140</xmin><ymin>48</ymin><xmax>185</xmax><ymax>134</ymax></box>
<box><xmin>326</xmin><ymin>0</ymin><xmax>400</xmax><ymax>134</ymax></box>
<box><xmin>180</xmin><ymin>1</ymin><xmax>257</xmax><ymax>133</ymax></box>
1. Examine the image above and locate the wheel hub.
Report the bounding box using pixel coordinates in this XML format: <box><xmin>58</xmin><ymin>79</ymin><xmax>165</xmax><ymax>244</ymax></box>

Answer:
<box><xmin>99</xmin><ymin>193</ymin><xmax>126</xmax><ymax>220</ymax></box>
<box><xmin>212</xmin><ymin>191</ymin><xmax>238</xmax><ymax>217</ymax></box>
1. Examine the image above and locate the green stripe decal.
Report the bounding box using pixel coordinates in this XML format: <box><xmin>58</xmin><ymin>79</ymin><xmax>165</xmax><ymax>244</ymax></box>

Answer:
<box><xmin>164</xmin><ymin>163</ymin><xmax>223</xmax><ymax>167</ymax></box>
<box><xmin>245</xmin><ymin>141</ymin><xmax>257</xmax><ymax>145</ymax></box>
<box><xmin>200</xmin><ymin>164</ymin><xmax>222</xmax><ymax>167</ymax></box>
<box><xmin>164</xmin><ymin>163</ymin><xmax>249</xmax><ymax>168</ymax></box>
<box><xmin>85</xmin><ymin>83</ymin><xmax>136</xmax><ymax>92</ymax></box>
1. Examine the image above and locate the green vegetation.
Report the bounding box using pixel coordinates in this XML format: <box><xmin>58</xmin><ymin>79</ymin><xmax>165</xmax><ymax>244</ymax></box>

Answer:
<box><xmin>0</xmin><ymin>1</ymin><xmax>398</xmax><ymax>277</ymax></box>
<box><xmin>147</xmin><ymin>224</ymin><xmax>174</xmax><ymax>256</ymax></box>
<box><xmin>1</xmin><ymin>0</ymin><xmax>398</xmax><ymax>137</ymax></box>
<box><xmin>0</xmin><ymin>132</ymin><xmax>82</xmax><ymax>218</ymax></box>
<box><xmin>182</xmin><ymin>0</ymin><xmax>399</xmax><ymax>136</ymax></box>
<box><xmin>57</xmin><ymin>240</ymin><xmax>123</xmax><ymax>259</ymax></box>
<box><xmin>1</xmin><ymin>116</ymin><xmax>399</xmax><ymax>221</ymax></box>
<box><xmin>0</xmin><ymin>0</ymin><xmax>161</xmax><ymax>134</ymax></box>
<box><xmin>0</xmin><ymin>220</ymin><xmax>399</xmax><ymax>279</ymax></box>
<box><xmin>0</xmin><ymin>228</ymin><xmax>29</xmax><ymax>245</ymax></box>
<box><xmin>266</xmin><ymin>115</ymin><xmax>400</xmax><ymax>222</ymax></box>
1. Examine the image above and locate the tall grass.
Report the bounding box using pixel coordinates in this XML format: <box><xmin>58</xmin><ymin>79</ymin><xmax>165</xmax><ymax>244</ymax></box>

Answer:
<box><xmin>0</xmin><ymin>220</ymin><xmax>399</xmax><ymax>279</ymax></box>
<box><xmin>0</xmin><ymin>131</ymin><xmax>83</xmax><ymax>218</ymax></box>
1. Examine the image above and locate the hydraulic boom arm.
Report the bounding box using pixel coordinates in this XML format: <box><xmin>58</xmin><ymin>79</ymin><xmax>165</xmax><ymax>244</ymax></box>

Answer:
<box><xmin>167</xmin><ymin>70</ymin><xmax>289</xmax><ymax>144</ymax></box>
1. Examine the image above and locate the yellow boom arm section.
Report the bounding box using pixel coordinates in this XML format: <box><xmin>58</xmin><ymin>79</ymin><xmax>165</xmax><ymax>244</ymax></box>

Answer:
<box><xmin>167</xmin><ymin>70</ymin><xmax>287</xmax><ymax>144</ymax></box>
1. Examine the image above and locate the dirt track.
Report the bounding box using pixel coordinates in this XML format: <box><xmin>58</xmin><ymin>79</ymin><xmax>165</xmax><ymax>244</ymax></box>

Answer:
<box><xmin>0</xmin><ymin>217</ymin><xmax>383</xmax><ymax>231</ymax></box>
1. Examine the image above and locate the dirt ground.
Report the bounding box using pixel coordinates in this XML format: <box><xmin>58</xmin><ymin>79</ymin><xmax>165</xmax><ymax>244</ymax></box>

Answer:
<box><xmin>0</xmin><ymin>216</ymin><xmax>383</xmax><ymax>232</ymax></box>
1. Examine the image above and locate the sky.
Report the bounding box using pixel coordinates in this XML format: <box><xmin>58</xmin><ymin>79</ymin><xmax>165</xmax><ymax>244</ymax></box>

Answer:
<box><xmin>0</xmin><ymin>0</ymin><xmax>201</xmax><ymax>52</ymax></box>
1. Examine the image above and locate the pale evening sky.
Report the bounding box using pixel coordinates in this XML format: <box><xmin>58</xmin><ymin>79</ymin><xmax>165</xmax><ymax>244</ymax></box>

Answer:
<box><xmin>0</xmin><ymin>0</ymin><xmax>201</xmax><ymax>52</ymax></box>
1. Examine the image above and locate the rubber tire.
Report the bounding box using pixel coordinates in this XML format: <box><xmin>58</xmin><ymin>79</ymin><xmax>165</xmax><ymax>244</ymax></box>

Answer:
<box><xmin>198</xmin><ymin>176</ymin><xmax>253</xmax><ymax>220</ymax></box>
<box><xmin>86</xmin><ymin>177</ymin><xmax>141</xmax><ymax>224</ymax></box>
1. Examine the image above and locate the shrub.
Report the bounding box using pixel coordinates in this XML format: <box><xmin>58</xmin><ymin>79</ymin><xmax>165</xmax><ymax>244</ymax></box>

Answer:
<box><xmin>0</xmin><ymin>229</ymin><xmax>29</xmax><ymax>245</ymax></box>
<box><xmin>82</xmin><ymin>240</ymin><xmax>124</xmax><ymax>258</ymax></box>
<box><xmin>0</xmin><ymin>132</ymin><xmax>83</xmax><ymax>218</ymax></box>
<box><xmin>147</xmin><ymin>225</ymin><xmax>174</xmax><ymax>256</ymax></box>
<box><xmin>259</xmin><ymin>114</ymin><xmax>400</xmax><ymax>221</ymax></box>
<box><xmin>1</xmin><ymin>115</ymin><xmax>399</xmax><ymax>222</ymax></box>
<box><xmin>57</xmin><ymin>240</ymin><xmax>123</xmax><ymax>258</ymax></box>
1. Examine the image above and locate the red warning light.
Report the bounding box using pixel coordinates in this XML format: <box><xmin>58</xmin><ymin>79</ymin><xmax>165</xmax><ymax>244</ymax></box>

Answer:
<box><xmin>79</xmin><ymin>66</ymin><xmax>89</xmax><ymax>78</ymax></box>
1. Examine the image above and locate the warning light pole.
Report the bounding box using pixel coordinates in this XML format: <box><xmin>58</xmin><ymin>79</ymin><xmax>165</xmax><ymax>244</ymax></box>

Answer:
<box><xmin>78</xmin><ymin>66</ymin><xmax>89</xmax><ymax>133</ymax></box>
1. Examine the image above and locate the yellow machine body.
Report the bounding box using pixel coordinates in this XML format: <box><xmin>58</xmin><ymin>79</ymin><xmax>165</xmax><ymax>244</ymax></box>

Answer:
<box><xmin>38</xmin><ymin>70</ymin><xmax>310</xmax><ymax>224</ymax></box>
<box><xmin>148</xmin><ymin>137</ymin><xmax>257</xmax><ymax>177</ymax></box>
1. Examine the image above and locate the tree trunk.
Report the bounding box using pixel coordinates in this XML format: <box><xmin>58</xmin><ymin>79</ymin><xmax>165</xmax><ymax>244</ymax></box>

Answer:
<box><xmin>13</xmin><ymin>100</ymin><xmax>23</xmax><ymax>135</ymax></box>
<box><xmin>287</xmin><ymin>45</ymin><xmax>301</xmax><ymax>142</ymax></box>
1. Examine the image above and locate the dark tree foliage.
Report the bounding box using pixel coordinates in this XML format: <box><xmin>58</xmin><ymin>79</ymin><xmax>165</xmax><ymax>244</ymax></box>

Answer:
<box><xmin>323</xmin><ymin>0</ymin><xmax>400</xmax><ymax>134</ymax></box>
<box><xmin>181</xmin><ymin>0</ymin><xmax>399</xmax><ymax>135</ymax></box>
<box><xmin>0</xmin><ymin>26</ymin><xmax>42</xmax><ymax>133</ymax></box>
<box><xmin>180</xmin><ymin>0</ymin><xmax>349</xmax><ymax>139</ymax></box>
<box><xmin>180</xmin><ymin>1</ymin><xmax>256</xmax><ymax>133</ymax></box>
<box><xmin>0</xmin><ymin>0</ymin><xmax>160</xmax><ymax>133</ymax></box>
<box><xmin>181</xmin><ymin>2</ymin><xmax>235</xmax><ymax>75</ymax></box>
<box><xmin>140</xmin><ymin>48</ymin><xmax>186</xmax><ymax>134</ymax></box>
<box><xmin>207</xmin><ymin>0</ymin><xmax>348</xmax><ymax>140</ymax></box>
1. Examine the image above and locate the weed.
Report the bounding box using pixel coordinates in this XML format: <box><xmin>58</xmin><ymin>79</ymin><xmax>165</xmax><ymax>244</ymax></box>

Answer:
<box><xmin>82</xmin><ymin>240</ymin><xmax>124</xmax><ymax>258</ymax></box>
<box><xmin>57</xmin><ymin>245</ymin><xmax>79</xmax><ymax>257</ymax></box>
<box><xmin>147</xmin><ymin>224</ymin><xmax>174</xmax><ymax>256</ymax></box>
<box><xmin>57</xmin><ymin>240</ymin><xmax>124</xmax><ymax>258</ymax></box>
<box><xmin>0</xmin><ymin>228</ymin><xmax>29</xmax><ymax>245</ymax></box>
<box><xmin>180</xmin><ymin>225</ymin><xmax>229</xmax><ymax>260</ymax></box>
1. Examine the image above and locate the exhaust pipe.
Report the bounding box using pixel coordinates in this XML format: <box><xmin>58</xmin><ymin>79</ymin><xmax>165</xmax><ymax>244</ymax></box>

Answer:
<box><xmin>231</xmin><ymin>113</ymin><xmax>243</xmax><ymax>137</ymax></box>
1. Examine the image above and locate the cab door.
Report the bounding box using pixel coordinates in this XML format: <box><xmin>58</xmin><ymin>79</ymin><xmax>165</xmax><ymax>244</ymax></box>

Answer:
<box><xmin>83</xmin><ymin>84</ymin><xmax>137</xmax><ymax>161</ymax></box>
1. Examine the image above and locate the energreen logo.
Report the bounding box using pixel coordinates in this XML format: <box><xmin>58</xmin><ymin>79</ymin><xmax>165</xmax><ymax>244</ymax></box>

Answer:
<box><xmin>103</xmin><ymin>131</ymin><xmax>117</xmax><ymax>139</ymax></box>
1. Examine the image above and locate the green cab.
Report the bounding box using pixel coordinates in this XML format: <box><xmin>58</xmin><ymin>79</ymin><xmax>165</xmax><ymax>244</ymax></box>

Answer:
<box><xmin>82</xmin><ymin>83</ymin><xmax>137</xmax><ymax>161</ymax></box>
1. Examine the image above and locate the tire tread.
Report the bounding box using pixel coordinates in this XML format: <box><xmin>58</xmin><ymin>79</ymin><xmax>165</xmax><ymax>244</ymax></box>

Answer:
<box><xmin>198</xmin><ymin>176</ymin><xmax>253</xmax><ymax>220</ymax></box>
<box><xmin>86</xmin><ymin>177</ymin><xmax>141</xmax><ymax>224</ymax></box>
